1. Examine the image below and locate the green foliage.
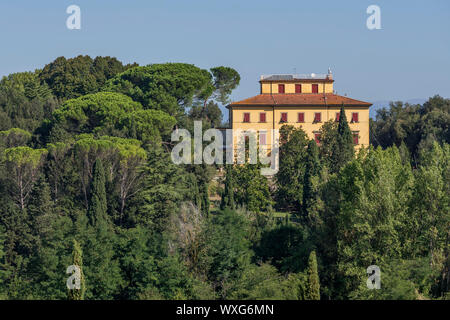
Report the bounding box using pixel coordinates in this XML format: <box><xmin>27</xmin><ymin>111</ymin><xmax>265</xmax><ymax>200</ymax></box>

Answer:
<box><xmin>220</xmin><ymin>165</ymin><xmax>235</xmax><ymax>210</ymax></box>
<box><xmin>188</xmin><ymin>101</ymin><xmax>223</xmax><ymax>128</ymax></box>
<box><xmin>350</xmin><ymin>258</ymin><xmax>440</xmax><ymax>300</ymax></box>
<box><xmin>233</xmin><ymin>163</ymin><xmax>273</xmax><ymax>213</ymax></box>
<box><xmin>104</xmin><ymin>63</ymin><xmax>213</xmax><ymax>117</ymax></box>
<box><xmin>87</xmin><ymin>160</ymin><xmax>109</xmax><ymax>228</ymax></box>
<box><xmin>332</xmin><ymin>105</ymin><xmax>355</xmax><ymax>173</ymax></box>
<box><xmin>306</xmin><ymin>251</ymin><xmax>320</xmax><ymax>300</ymax></box>
<box><xmin>46</xmin><ymin>92</ymin><xmax>175</xmax><ymax>144</ymax></box>
<box><xmin>372</xmin><ymin>95</ymin><xmax>450</xmax><ymax>158</ymax></box>
<box><xmin>0</xmin><ymin>71</ymin><xmax>56</xmax><ymax>132</ymax></box>
<box><xmin>231</xmin><ymin>263</ymin><xmax>306</xmax><ymax>300</ymax></box>
<box><xmin>40</xmin><ymin>55</ymin><xmax>136</xmax><ymax>100</ymax></box>
<box><xmin>0</xmin><ymin>128</ymin><xmax>32</xmax><ymax>148</ymax></box>
<box><xmin>0</xmin><ymin>56</ymin><xmax>448</xmax><ymax>300</ymax></box>
<box><xmin>203</xmin><ymin>209</ymin><xmax>251</xmax><ymax>298</ymax></box>
<box><xmin>2</xmin><ymin>146</ymin><xmax>47</xmax><ymax>209</ymax></box>
<box><xmin>68</xmin><ymin>239</ymin><xmax>85</xmax><ymax>300</ymax></box>
<box><xmin>275</xmin><ymin>125</ymin><xmax>309</xmax><ymax>212</ymax></box>
<box><xmin>201</xmin><ymin>182</ymin><xmax>210</xmax><ymax>217</ymax></box>
<box><xmin>256</xmin><ymin>224</ymin><xmax>311</xmax><ymax>273</ymax></box>
<box><xmin>209</xmin><ymin>66</ymin><xmax>241</xmax><ymax>105</ymax></box>
<box><xmin>302</xmin><ymin>139</ymin><xmax>321</xmax><ymax>220</ymax></box>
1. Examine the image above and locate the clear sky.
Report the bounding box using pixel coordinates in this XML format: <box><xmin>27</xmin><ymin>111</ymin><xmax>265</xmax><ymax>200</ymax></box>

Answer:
<box><xmin>1</xmin><ymin>0</ymin><xmax>449</xmax><ymax>117</ymax></box>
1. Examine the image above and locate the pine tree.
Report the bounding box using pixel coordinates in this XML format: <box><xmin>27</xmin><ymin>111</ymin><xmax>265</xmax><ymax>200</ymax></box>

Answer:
<box><xmin>306</xmin><ymin>250</ymin><xmax>320</xmax><ymax>300</ymax></box>
<box><xmin>302</xmin><ymin>140</ymin><xmax>321</xmax><ymax>218</ymax></box>
<box><xmin>68</xmin><ymin>239</ymin><xmax>85</xmax><ymax>300</ymax></box>
<box><xmin>220</xmin><ymin>165</ymin><xmax>235</xmax><ymax>210</ymax></box>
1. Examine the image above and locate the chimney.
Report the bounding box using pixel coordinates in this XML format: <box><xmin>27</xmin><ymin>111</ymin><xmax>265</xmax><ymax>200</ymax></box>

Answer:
<box><xmin>327</xmin><ymin>67</ymin><xmax>333</xmax><ymax>80</ymax></box>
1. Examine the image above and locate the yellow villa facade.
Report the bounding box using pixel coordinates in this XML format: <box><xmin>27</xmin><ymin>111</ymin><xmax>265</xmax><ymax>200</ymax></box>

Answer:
<box><xmin>226</xmin><ymin>71</ymin><xmax>372</xmax><ymax>153</ymax></box>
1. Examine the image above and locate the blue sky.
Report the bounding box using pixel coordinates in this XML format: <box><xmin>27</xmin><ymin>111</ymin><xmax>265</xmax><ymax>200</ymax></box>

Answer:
<box><xmin>1</xmin><ymin>0</ymin><xmax>449</xmax><ymax>118</ymax></box>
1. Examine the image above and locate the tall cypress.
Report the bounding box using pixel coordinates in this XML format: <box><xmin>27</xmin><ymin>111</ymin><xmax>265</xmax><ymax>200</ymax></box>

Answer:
<box><xmin>201</xmin><ymin>182</ymin><xmax>210</xmax><ymax>217</ymax></box>
<box><xmin>302</xmin><ymin>139</ymin><xmax>321</xmax><ymax>218</ymax></box>
<box><xmin>68</xmin><ymin>239</ymin><xmax>85</xmax><ymax>300</ymax></box>
<box><xmin>306</xmin><ymin>250</ymin><xmax>320</xmax><ymax>300</ymax></box>
<box><xmin>87</xmin><ymin>160</ymin><xmax>108</xmax><ymax>228</ymax></box>
<box><xmin>331</xmin><ymin>104</ymin><xmax>354</xmax><ymax>173</ymax></box>
<box><xmin>83</xmin><ymin>159</ymin><xmax>122</xmax><ymax>299</ymax></box>
<box><xmin>220</xmin><ymin>165</ymin><xmax>235</xmax><ymax>210</ymax></box>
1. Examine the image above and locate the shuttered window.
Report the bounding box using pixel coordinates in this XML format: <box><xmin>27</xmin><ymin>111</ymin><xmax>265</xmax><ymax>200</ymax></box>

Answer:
<box><xmin>298</xmin><ymin>112</ymin><xmax>305</xmax><ymax>123</ymax></box>
<box><xmin>281</xmin><ymin>112</ymin><xmax>288</xmax><ymax>122</ymax></box>
<box><xmin>352</xmin><ymin>112</ymin><xmax>359</xmax><ymax>123</ymax></box>
<box><xmin>278</xmin><ymin>84</ymin><xmax>285</xmax><ymax>93</ymax></box>
<box><xmin>295</xmin><ymin>84</ymin><xmax>302</xmax><ymax>93</ymax></box>
<box><xmin>260</xmin><ymin>113</ymin><xmax>266</xmax><ymax>122</ymax></box>
<box><xmin>353</xmin><ymin>132</ymin><xmax>359</xmax><ymax>145</ymax></box>
<box><xmin>259</xmin><ymin>132</ymin><xmax>267</xmax><ymax>146</ymax></box>
<box><xmin>314</xmin><ymin>133</ymin><xmax>321</xmax><ymax>144</ymax></box>
<box><xmin>243</xmin><ymin>113</ymin><xmax>250</xmax><ymax>123</ymax></box>
<box><xmin>312</xmin><ymin>84</ymin><xmax>319</xmax><ymax>93</ymax></box>
<box><xmin>336</xmin><ymin>112</ymin><xmax>340</xmax><ymax>122</ymax></box>
<box><xmin>314</xmin><ymin>112</ymin><xmax>321</xmax><ymax>122</ymax></box>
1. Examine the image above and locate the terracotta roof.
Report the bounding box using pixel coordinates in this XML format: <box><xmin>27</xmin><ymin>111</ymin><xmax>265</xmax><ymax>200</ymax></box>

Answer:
<box><xmin>228</xmin><ymin>94</ymin><xmax>372</xmax><ymax>108</ymax></box>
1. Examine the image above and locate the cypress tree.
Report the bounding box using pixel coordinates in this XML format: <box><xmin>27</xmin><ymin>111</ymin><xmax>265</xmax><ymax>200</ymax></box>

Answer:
<box><xmin>306</xmin><ymin>250</ymin><xmax>320</xmax><ymax>300</ymax></box>
<box><xmin>87</xmin><ymin>160</ymin><xmax>108</xmax><ymax>228</ymax></box>
<box><xmin>68</xmin><ymin>239</ymin><xmax>85</xmax><ymax>300</ymax></box>
<box><xmin>220</xmin><ymin>165</ymin><xmax>235</xmax><ymax>210</ymax></box>
<box><xmin>302</xmin><ymin>139</ymin><xmax>321</xmax><ymax>218</ymax></box>
<box><xmin>201</xmin><ymin>182</ymin><xmax>210</xmax><ymax>217</ymax></box>
<box><xmin>83</xmin><ymin>159</ymin><xmax>122</xmax><ymax>299</ymax></box>
<box><xmin>332</xmin><ymin>104</ymin><xmax>354</xmax><ymax>173</ymax></box>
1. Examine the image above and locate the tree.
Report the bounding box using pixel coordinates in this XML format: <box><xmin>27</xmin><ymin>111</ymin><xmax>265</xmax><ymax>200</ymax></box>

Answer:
<box><xmin>2</xmin><ymin>146</ymin><xmax>47</xmax><ymax>210</ymax></box>
<box><xmin>132</xmin><ymin>147</ymin><xmax>189</xmax><ymax>231</ymax></box>
<box><xmin>104</xmin><ymin>63</ymin><xmax>213</xmax><ymax>118</ymax></box>
<box><xmin>82</xmin><ymin>159</ymin><xmax>123</xmax><ymax>299</ymax></box>
<box><xmin>0</xmin><ymin>71</ymin><xmax>57</xmax><ymax>132</ymax></box>
<box><xmin>255</xmin><ymin>224</ymin><xmax>311</xmax><ymax>273</ymax></box>
<box><xmin>335</xmin><ymin>146</ymin><xmax>414</xmax><ymax>297</ymax></box>
<box><xmin>68</xmin><ymin>239</ymin><xmax>85</xmax><ymax>300</ymax></box>
<box><xmin>371</xmin><ymin>96</ymin><xmax>449</xmax><ymax>159</ymax></box>
<box><xmin>275</xmin><ymin>125</ymin><xmax>309</xmax><ymax>212</ymax></box>
<box><xmin>202</xmin><ymin>208</ymin><xmax>251</xmax><ymax>298</ymax></box>
<box><xmin>0</xmin><ymin>128</ymin><xmax>32</xmax><ymax>149</ymax></box>
<box><xmin>39</xmin><ymin>55</ymin><xmax>136</xmax><ymax>99</ymax></box>
<box><xmin>44</xmin><ymin>92</ymin><xmax>175</xmax><ymax>144</ymax></box>
<box><xmin>87</xmin><ymin>160</ymin><xmax>108</xmax><ymax>228</ymax></box>
<box><xmin>333</xmin><ymin>105</ymin><xmax>354</xmax><ymax>173</ymax></box>
<box><xmin>302</xmin><ymin>139</ymin><xmax>321</xmax><ymax>219</ymax></box>
<box><xmin>306</xmin><ymin>250</ymin><xmax>320</xmax><ymax>300</ymax></box>
<box><xmin>201</xmin><ymin>182</ymin><xmax>210</xmax><ymax>217</ymax></box>
<box><xmin>209</xmin><ymin>66</ymin><xmax>241</xmax><ymax>105</ymax></box>
<box><xmin>233</xmin><ymin>163</ymin><xmax>273</xmax><ymax>213</ymax></box>
<box><xmin>220</xmin><ymin>165</ymin><xmax>235</xmax><ymax>210</ymax></box>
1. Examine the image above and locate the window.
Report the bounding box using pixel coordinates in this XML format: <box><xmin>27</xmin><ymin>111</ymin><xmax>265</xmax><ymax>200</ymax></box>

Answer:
<box><xmin>335</xmin><ymin>112</ymin><xmax>340</xmax><ymax>122</ymax></box>
<box><xmin>278</xmin><ymin>84</ymin><xmax>285</xmax><ymax>93</ymax></box>
<box><xmin>314</xmin><ymin>133</ymin><xmax>321</xmax><ymax>144</ymax></box>
<box><xmin>353</xmin><ymin>132</ymin><xmax>359</xmax><ymax>145</ymax></box>
<box><xmin>281</xmin><ymin>112</ymin><xmax>288</xmax><ymax>123</ymax></box>
<box><xmin>312</xmin><ymin>84</ymin><xmax>319</xmax><ymax>93</ymax></box>
<box><xmin>295</xmin><ymin>84</ymin><xmax>302</xmax><ymax>93</ymax></box>
<box><xmin>352</xmin><ymin>112</ymin><xmax>359</xmax><ymax>123</ymax></box>
<box><xmin>298</xmin><ymin>112</ymin><xmax>305</xmax><ymax>123</ymax></box>
<box><xmin>243</xmin><ymin>113</ymin><xmax>250</xmax><ymax>123</ymax></box>
<box><xmin>259</xmin><ymin>131</ymin><xmax>267</xmax><ymax>146</ymax></box>
<box><xmin>314</xmin><ymin>112</ymin><xmax>321</xmax><ymax>123</ymax></box>
<box><xmin>259</xmin><ymin>112</ymin><xmax>266</xmax><ymax>122</ymax></box>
